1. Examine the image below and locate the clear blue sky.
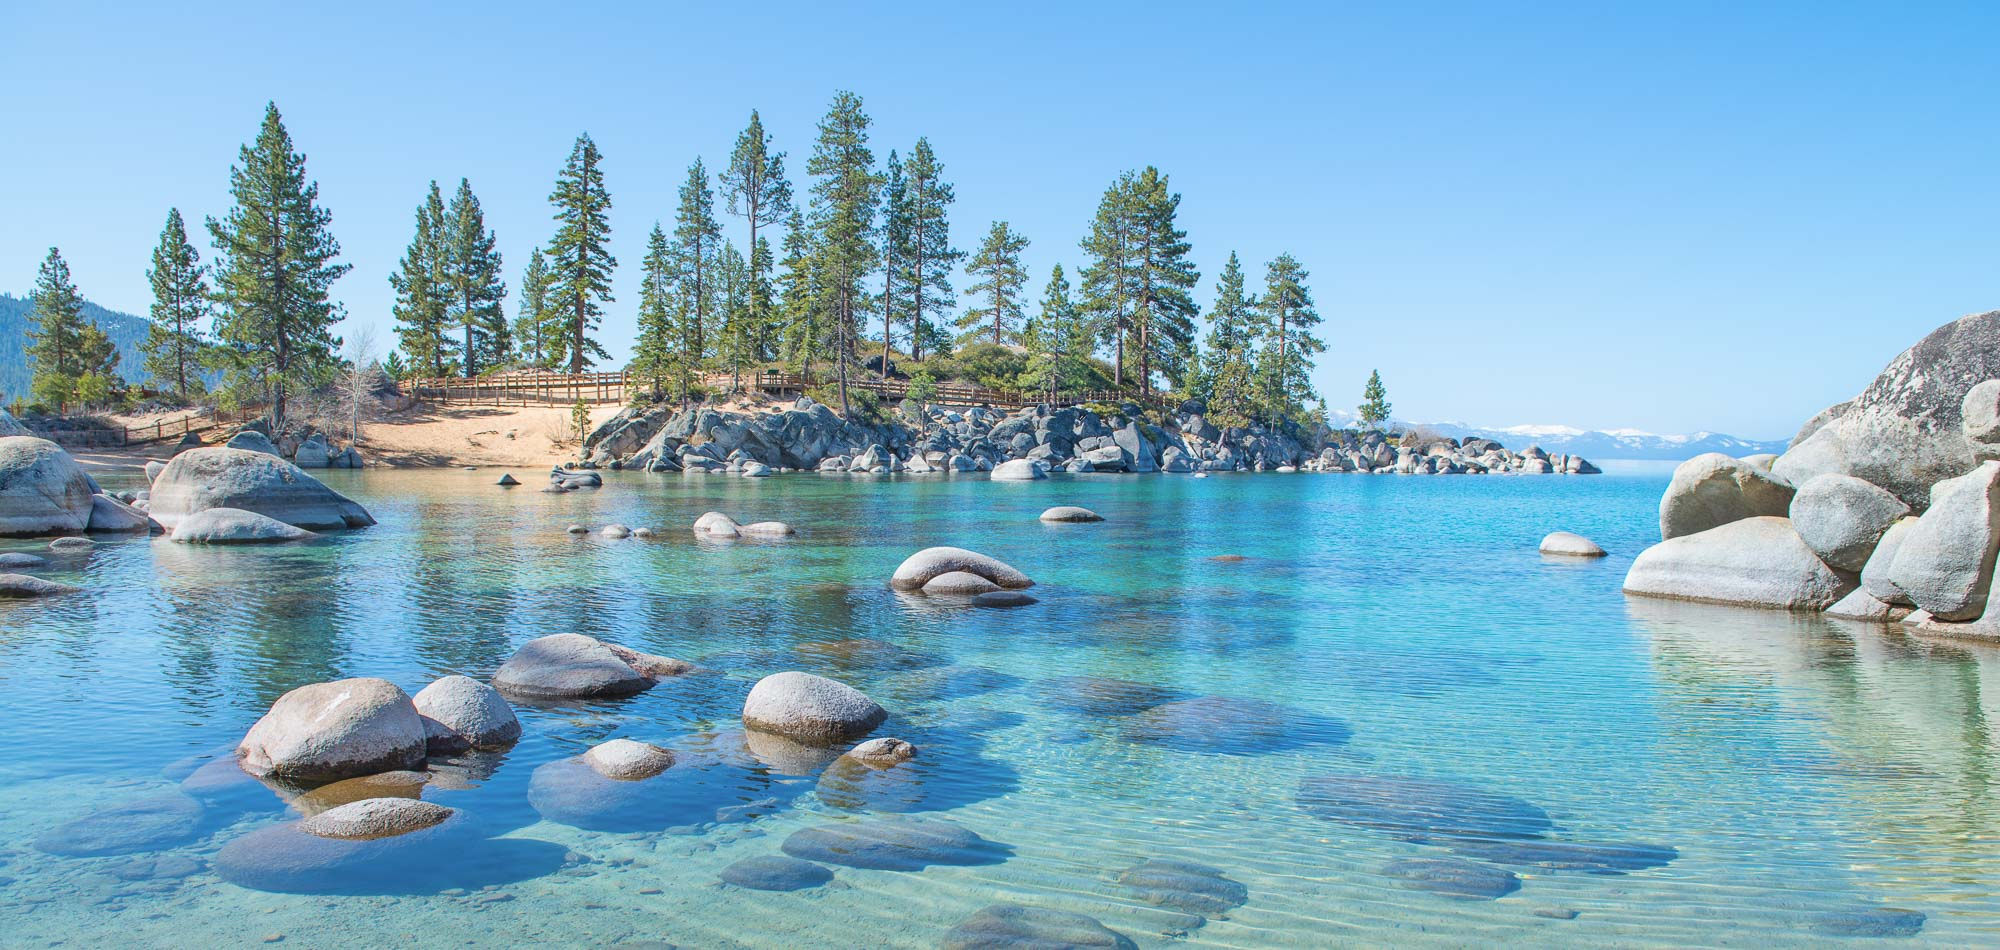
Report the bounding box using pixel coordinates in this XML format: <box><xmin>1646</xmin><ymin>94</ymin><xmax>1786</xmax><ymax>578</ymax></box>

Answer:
<box><xmin>5</xmin><ymin>1</ymin><xmax>1995</xmax><ymax>439</ymax></box>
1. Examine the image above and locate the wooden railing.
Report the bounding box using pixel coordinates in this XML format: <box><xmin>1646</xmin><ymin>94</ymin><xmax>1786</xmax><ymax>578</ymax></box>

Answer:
<box><xmin>28</xmin><ymin>405</ymin><xmax>261</xmax><ymax>449</ymax></box>
<box><xmin>405</xmin><ymin>368</ymin><xmax>1174</xmax><ymax>412</ymax></box>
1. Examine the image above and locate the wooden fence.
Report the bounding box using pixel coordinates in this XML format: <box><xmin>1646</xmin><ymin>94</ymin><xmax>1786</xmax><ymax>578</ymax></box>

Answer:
<box><xmin>28</xmin><ymin>406</ymin><xmax>260</xmax><ymax>449</ymax></box>
<box><xmin>404</xmin><ymin>369</ymin><xmax>1173</xmax><ymax>412</ymax></box>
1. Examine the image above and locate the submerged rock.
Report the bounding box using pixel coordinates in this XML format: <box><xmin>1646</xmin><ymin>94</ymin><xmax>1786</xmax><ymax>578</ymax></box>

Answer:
<box><xmin>1296</xmin><ymin>774</ymin><xmax>1553</xmax><ymax>841</ymax></box>
<box><xmin>526</xmin><ymin>734</ymin><xmax>800</xmax><ymax>832</ymax></box>
<box><xmin>941</xmin><ymin>904</ymin><xmax>1136</xmax><ymax>950</ymax></box>
<box><xmin>1040</xmin><ymin>676</ymin><xmax>1188</xmax><ymax>717</ymax></box>
<box><xmin>290</xmin><ymin>771</ymin><xmax>428</xmax><ymax>816</ymax></box>
<box><xmin>1115</xmin><ymin>859</ymin><xmax>1249</xmax><ymax>915</ymax></box>
<box><xmin>1121</xmin><ymin>696</ymin><xmax>1350</xmax><ymax>754</ymax></box>
<box><xmin>0</xmin><ymin>437</ymin><xmax>95</xmax><ymax>536</ymax></box>
<box><xmin>846</xmin><ymin>737</ymin><xmax>918</xmax><ymax>766</ymax></box>
<box><xmin>34</xmin><ymin>794</ymin><xmax>204</xmax><ymax>856</ymax></box>
<box><xmin>492</xmin><ymin>633</ymin><xmax>690</xmax><ymax>699</ymax></box>
<box><xmin>412</xmin><ymin>675</ymin><xmax>520</xmax><ymax>752</ymax></box>
<box><xmin>0</xmin><ymin>552</ymin><xmax>48</xmax><ymax>569</ymax></box>
<box><xmin>238</xmin><ymin>678</ymin><xmax>428</xmax><ymax>783</ymax></box>
<box><xmin>214</xmin><ymin>809</ymin><xmax>562</xmax><ymax>895</ymax></box>
<box><xmin>741</xmin><ymin>671</ymin><xmax>887</xmax><ymax>743</ymax></box>
<box><xmin>718</xmin><ymin>855</ymin><xmax>833</xmax><ymax>891</ymax></box>
<box><xmin>1380</xmin><ymin>857</ymin><xmax>1521</xmax><ymax>899</ymax></box>
<box><xmin>780</xmin><ymin>816</ymin><xmax>1011</xmax><ymax>871</ymax></box>
<box><xmin>170</xmin><ymin>507</ymin><xmax>318</xmax><ymax>544</ymax></box>
<box><xmin>299</xmin><ymin>798</ymin><xmax>453</xmax><ymax>840</ymax></box>
<box><xmin>48</xmin><ymin>536</ymin><xmax>94</xmax><ymax>551</ymax></box>
<box><xmin>150</xmin><ymin>447</ymin><xmax>375</xmax><ymax>531</ymax></box>
<box><xmin>972</xmin><ymin>590</ymin><xmax>1038</xmax><ymax>608</ymax></box>
<box><xmin>1806</xmin><ymin>906</ymin><xmax>1926</xmax><ymax>938</ymax></box>
<box><xmin>0</xmin><ymin>572</ymin><xmax>81</xmax><ymax>597</ymax></box>
<box><xmin>738</xmin><ymin>521</ymin><xmax>796</xmax><ymax>537</ymax></box>
<box><xmin>890</xmin><ymin>546</ymin><xmax>1034</xmax><ymax>591</ymax></box>
<box><xmin>1447</xmin><ymin>838</ymin><xmax>1678</xmax><ymax>874</ymax></box>
<box><xmin>1622</xmin><ymin>517</ymin><xmax>1853</xmax><ymax>611</ymax></box>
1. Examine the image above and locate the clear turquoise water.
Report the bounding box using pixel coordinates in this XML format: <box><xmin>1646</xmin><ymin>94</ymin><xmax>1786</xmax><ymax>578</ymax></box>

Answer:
<box><xmin>2</xmin><ymin>465</ymin><xmax>1996</xmax><ymax>947</ymax></box>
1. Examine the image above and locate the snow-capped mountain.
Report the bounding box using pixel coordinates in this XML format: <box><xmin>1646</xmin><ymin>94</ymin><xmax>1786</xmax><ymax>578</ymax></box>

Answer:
<box><xmin>1325</xmin><ymin>411</ymin><xmax>1787</xmax><ymax>460</ymax></box>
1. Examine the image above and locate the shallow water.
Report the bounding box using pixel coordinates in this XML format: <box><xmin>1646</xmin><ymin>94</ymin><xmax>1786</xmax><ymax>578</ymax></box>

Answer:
<box><xmin>2</xmin><ymin>465</ymin><xmax>1996</xmax><ymax>946</ymax></box>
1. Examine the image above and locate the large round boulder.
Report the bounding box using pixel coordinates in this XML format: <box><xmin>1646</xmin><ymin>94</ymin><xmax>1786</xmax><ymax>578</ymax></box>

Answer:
<box><xmin>491</xmin><ymin>633</ymin><xmax>689</xmax><ymax>699</ymax></box>
<box><xmin>1789</xmin><ymin>473</ymin><xmax>1910</xmax><ymax>572</ymax></box>
<box><xmin>237</xmin><ymin>678</ymin><xmax>428</xmax><ymax>783</ymax></box>
<box><xmin>1623</xmin><ymin>516</ymin><xmax>1853</xmax><ymax>611</ymax></box>
<box><xmin>582</xmin><ymin>738</ymin><xmax>675</xmax><ymax>780</ymax></box>
<box><xmin>1658</xmin><ymin>453</ymin><xmax>1795</xmax><ymax>540</ymax></box>
<box><xmin>742</xmin><ymin>671</ymin><xmax>886</xmax><ymax>744</ymax></box>
<box><xmin>87</xmin><ymin>493</ymin><xmax>154</xmax><ymax>533</ymax></box>
<box><xmin>890</xmin><ymin>546</ymin><xmax>1034</xmax><ymax>591</ymax></box>
<box><xmin>1039</xmin><ymin>506</ymin><xmax>1103</xmax><ymax>523</ymax></box>
<box><xmin>170</xmin><ymin>507</ymin><xmax>317</xmax><ymax>544</ymax></box>
<box><xmin>1861</xmin><ymin>516</ymin><xmax>1920</xmax><ymax>606</ymax></box>
<box><xmin>1775</xmin><ymin>312</ymin><xmax>2000</xmax><ymax>510</ymax></box>
<box><xmin>149</xmin><ymin>447</ymin><xmax>375</xmax><ymax>531</ymax></box>
<box><xmin>1538</xmin><ymin>531</ymin><xmax>1606</xmax><ymax>557</ymax></box>
<box><xmin>1885</xmin><ymin>460</ymin><xmax>2000</xmax><ymax>621</ymax></box>
<box><xmin>0</xmin><ymin>573</ymin><xmax>81</xmax><ymax>597</ymax></box>
<box><xmin>990</xmin><ymin>459</ymin><xmax>1046</xmax><ymax>481</ymax></box>
<box><xmin>0</xmin><ymin>437</ymin><xmax>94</xmax><ymax>536</ymax></box>
<box><xmin>34</xmin><ymin>794</ymin><xmax>204</xmax><ymax>856</ymax></box>
<box><xmin>411</xmin><ymin>675</ymin><xmax>520</xmax><ymax>752</ymax></box>
<box><xmin>921</xmin><ymin>571</ymin><xmax>1003</xmax><ymax>595</ymax></box>
<box><xmin>298</xmin><ymin>798</ymin><xmax>453</xmax><ymax>840</ymax></box>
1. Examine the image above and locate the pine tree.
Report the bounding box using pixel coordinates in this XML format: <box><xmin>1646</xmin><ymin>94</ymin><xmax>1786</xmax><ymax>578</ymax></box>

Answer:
<box><xmin>672</xmin><ymin>158</ymin><xmax>723</xmax><ymax>370</ymax></box>
<box><xmin>1358</xmin><ymin>369</ymin><xmax>1391</xmax><ymax>430</ymax></box>
<box><xmin>633</xmin><ymin>223</ymin><xmax>682</xmax><ymax>400</ymax></box>
<box><xmin>512</xmin><ymin>248</ymin><xmax>555</xmax><ymax>370</ymax></box>
<box><xmin>389</xmin><ymin>182</ymin><xmax>453</xmax><ymax>378</ymax></box>
<box><xmin>878</xmin><ymin>149</ymin><xmax>909</xmax><ymax>374</ymax></box>
<box><xmin>1022</xmin><ymin>263</ymin><xmax>1089</xmax><ymax>404</ymax></box>
<box><xmin>143</xmin><ymin>209</ymin><xmax>212</xmax><ymax>401</ymax></box>
<box><xmin>1126</xmin><ymin>167</ymin><xmax>1199</xmax><ymax>396</ymax></box>
<box><xmin>445</xmin><ymin>178</ymin><xmax>508</xmax><ymax>376</ymax></box>
<box><xmin>1255</xmin><ymin>253</ymin><xmax>1323</xmax><ymax>420</ymax></box>
<box><xmin>1078</xmin><ymin>173</ymin><xmax>1139</xmax><ymax>387</ymax></box>
<box><xmin>207</xmin><ymin>102</ymin><xmax>350</xmax><ymax>428</ymax></box>
<box><xmin>546</xmin><ymin>132</ymin><xmax>614</xmax><ymax>373</ymax></box>
<box><xmin>714</xmin><ymin>242</ymin><xmax>754</xmax><ymax>390</ymax></box>
<box><xmin>805</xmin><ymin>90</ymin><xmax>882</xmax><ymax>418</ymax></box>
<box><xmin>962</xmin><ymin>221</ymin><xmax>1029</xmax><ymax>345</ymax></box>
<box><xmin>747</xmin><ymin>235</ymin><xmax>778</xmax><ymax>361</ymax></box>
<box><xmin>1193</xmin><ymin>251</ymin><xmax>1256</xmax><ymax>405</ymax></box>
<box><xmin>720</xmin><ymin>110</ymin><xmax>792</xmax><ymax>369</ymax></box>
<box><xmin>776</xmin><ymin>209</ymin><xmax>822</xmax><ymax>384</ymax></box>
<box><xmin>901</xmin><ymin>138</ymin><xmax>960</xmax><ymax>363</ymax></box>
<box><xmin>26</xmin><ymin>247</ymin><xmax>87</xmax><ymax>410</ymax></box>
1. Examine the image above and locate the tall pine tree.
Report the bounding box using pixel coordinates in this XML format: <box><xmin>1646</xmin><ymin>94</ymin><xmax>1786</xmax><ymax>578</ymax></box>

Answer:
<box><xmin>207</xmin><ymin>102</ymin><xmax>350</xmax><ymax>427</ymax></box>
<box><xmin>26</xmin><ymin>247</ymin><xmax>87</xmax><ymax>410</ymax></box>
<box><xmin>1078</xmin><ymin>173</ymin><xmax>1139</xmax><ymax>386</ymax></box>
<box><xmin>805</xmin><ymin>91</ymin><xmax>881</xmax><ymax>418</ymax></box>
<box><xmin>878</xmin><ymin>149</ymin><xmax>909</xmax><ymax>374</ymax></box>
<box><xmin>714</xmin><ymin>242</ymin><xmax>754</xmax><ymax>390</ymax></box>
<box><xmin>720</xmin><ymin>111</ymin><xmax>792</xmax><ymax>371</ymax></box>
<box><xmin>512</xmin><ymin>248</ymin><xmax>555</xmax><ymax>370</ymax></box>
<box><xmin>1194</xmin><ymin>251</ymin><xmax>1257</xmax><ymax>419</ymax></box>
<box><xmin>445</xmin><ymin>178</ymin><xmax>508</xmax><ymax>376</ymax></box>
<box><xmin>1358</xmin><ymin>369</ymin><xmax>1391</xmax><ymax>430</ymax></box>
<box><xmin>143</xmin><ymin>209</ymin><xmax>212</xmax><ymax>401</ymax></box>
<box><xmin>776</xmin><ymin>209</ymin><xmax>823</xmax><ymax>384</ymax></box>
<box><xmin>546</xmin><ymin>133</ymin><xmax>614</xmax><ymax>373</ymax></box>
<box><xmin>389</xmin><ymin>182</ymin><xmax>453</xmax><ymax>377</ymax></box>
<box><xmin>1255</xmin><ymin>253</ymin><xmax>1323</xmax><ymax>420</ymax></box>
<box><xmin>633</xmin><ymin>223</ymin><xmax>682</xmax><ymax>400</ymax></box>
<box><xmin>672</xmin><ymin>158</ymin><xmax>723</xmax><ymax>370</ymax></box>
<box><xmin>901</xmin><ymin>137</ymin><xmax>961</xmax><ymax>363</ymax></box>
<box><xmin>962</xmin><ymin>221</ymin><xmax>1029</xmax><ymax>345</ymax></box>
<box><xmin>1126</xmin><ymin>167</ymin><xmax>1199</xmax><ymax>396</ymax></box>
<box><xmin>1022</xmin><ymin>263</ymin><xmax>1090</xmax><ymax>405</ymax></box>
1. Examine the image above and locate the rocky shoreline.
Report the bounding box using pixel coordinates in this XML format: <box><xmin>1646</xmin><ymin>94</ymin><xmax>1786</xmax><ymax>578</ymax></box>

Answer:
<box><xmin>580</xmin><ymin>398</ymin><xmax>1602</xmax><ymax>478</ymax></box>
<box><xmin>1624</xmin><ymin>309</ymin><xmax>2000</xmax><ymax>642</ymax></box>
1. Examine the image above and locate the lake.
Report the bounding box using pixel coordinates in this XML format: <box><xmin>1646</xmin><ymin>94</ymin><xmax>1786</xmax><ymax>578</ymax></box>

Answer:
<box><xmin>0</xmin><ymin>464</ymin><xmax>1992</xmax><ymax>946</ymax></box>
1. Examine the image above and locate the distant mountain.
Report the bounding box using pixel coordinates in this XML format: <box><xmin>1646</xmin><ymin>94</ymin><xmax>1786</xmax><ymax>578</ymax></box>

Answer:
<box><xmin>0</xmin><ymin>293</ymin><xmax>155</xmax><ymax>403</ymax></box>
<box><xmin>1326</xmin><ymin>409</ymin><xmax>1786</xmax><ymax>461</ymax></box>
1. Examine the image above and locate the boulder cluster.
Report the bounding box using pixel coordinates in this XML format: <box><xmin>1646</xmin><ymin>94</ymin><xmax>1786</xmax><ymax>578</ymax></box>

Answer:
<box><xmin>222</xmin><ymin>428</ymin><xmax>364</xmax><ymax>469</ymax></box>
<box><xmin>579</xmin><ymin>396</ymin><xmax>1597</xmax><ymax>477</ymax></box>
<box><xmin>1625</xmin><ymin>310</ymin><xmax>2000</xmax><ymax>638</ymax></box>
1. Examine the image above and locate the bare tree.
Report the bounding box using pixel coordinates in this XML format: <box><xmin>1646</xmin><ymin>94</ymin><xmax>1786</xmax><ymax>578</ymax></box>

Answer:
<box><xmin>338</xmin><ymin>327</ymin><xmax>383</xmax><ymax>445</ymax></box>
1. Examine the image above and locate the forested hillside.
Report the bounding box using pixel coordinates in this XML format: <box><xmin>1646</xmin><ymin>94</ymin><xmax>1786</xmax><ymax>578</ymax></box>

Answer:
<box><xmin>0</xmin><ymin>293</ymin><xmax>152</xmax><ymax>403</ymax></box>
